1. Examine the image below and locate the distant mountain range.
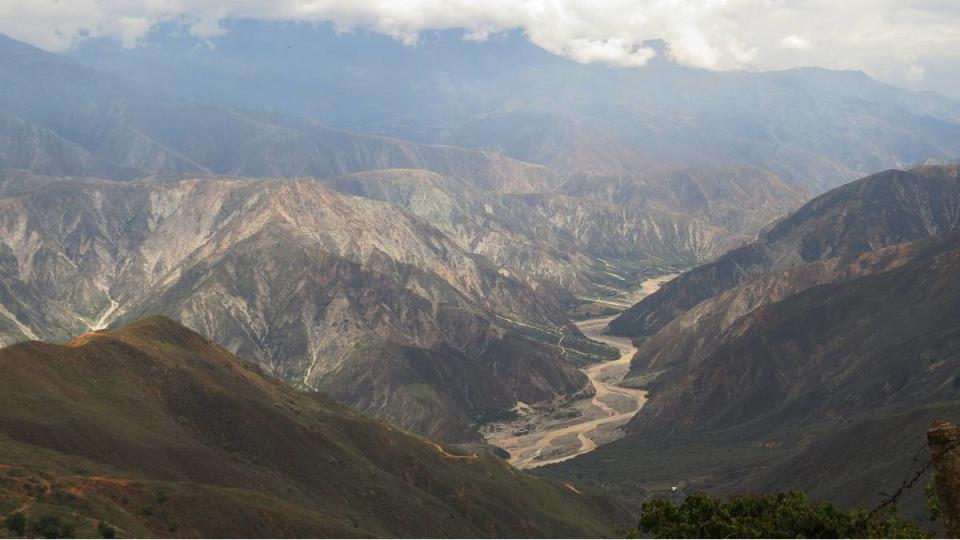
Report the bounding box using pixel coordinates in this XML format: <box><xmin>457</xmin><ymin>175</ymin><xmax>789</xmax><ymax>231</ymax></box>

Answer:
<box><xmin>66</xmin><ymin>23</ymin><xmax>960</xmax><ymax>193</ymax></box>
<box><xmin>0</xmin><ymin>317</ymin><xmax>628</xmax><ymax>537</ymax></box>
<box><xmin>552</xmin><ymin>165</ymin><xmax>960</xmax><ymax>520</ymax></box>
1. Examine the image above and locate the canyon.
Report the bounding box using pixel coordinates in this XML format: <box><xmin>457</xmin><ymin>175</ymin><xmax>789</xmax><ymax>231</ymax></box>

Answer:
<box><xmin>484</xmin><ymin>275</ymin><xmax>675</xmax><ymax>468</ymax></box>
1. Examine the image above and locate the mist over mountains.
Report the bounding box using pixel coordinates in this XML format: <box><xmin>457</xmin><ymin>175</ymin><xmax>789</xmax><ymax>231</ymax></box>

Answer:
<box><xmin>68</xmin><ymin>23</ymin><xmax>960</xmax><ymax>192</ymax></box>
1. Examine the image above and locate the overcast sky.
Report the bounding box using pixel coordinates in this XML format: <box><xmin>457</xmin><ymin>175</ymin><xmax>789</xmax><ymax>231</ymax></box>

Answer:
<box><xmin>3</xmin><ymin>0</ymin><xmax>960</xmax><ymax>96</ymax></box>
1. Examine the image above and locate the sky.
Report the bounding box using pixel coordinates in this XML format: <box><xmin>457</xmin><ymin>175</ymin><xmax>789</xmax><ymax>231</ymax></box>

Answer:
<box><xmin>3</xmin><ymin>0</ymin><xmax>960</xmax><ymax>96</ymax></box>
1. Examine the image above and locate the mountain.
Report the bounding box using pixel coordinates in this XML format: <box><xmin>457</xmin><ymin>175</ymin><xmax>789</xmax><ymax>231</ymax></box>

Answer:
<box><xmin>626</xmin><ymin>231</ymin><xmax>960</xmax><ymax>437</ymax></box>
<box><xmin>549</xmin><ymin>168</ymin><xmax>960</xmax><ymax>520</ymax></box>
<box><xmin>0</xmin><ymin>33</ymin><xmax>557</xmax><ymax>193</ymax></box>
<box><xmin>67</xmin><ymin>23</ymin><xmax>960</xmax><ymax>193</ymax></box>
<box><xmin>0</xmin><ymin>173</ymin><xmax>606</xmax><ymax>443</ymax></box>
<box><xmin>621</xmin><ymin>237</ymin><xmax>943</xmax><ymax>387</ymax></box>
<box><xmin>610</xmin><ymin>165</ymin><xmax>960</xmax><ymax>338</ymax></box>
<box><xmin>321</xmin><ymin>166</ymin><xmax>807</xmax><ymax>293</ymax></box>
<box><xmin>0</xmin><ymin>31</ymin><xmax>809</xmax><ymax>282</ymax></box>
<box><xmin>0</xmin><ymin>317</ymin><xmax>629</xmax><ymax>537</ymax></box>
<box><xmin>0</xmin><ymin>112</ymin><xmax>120</xmax><ymax>178</ymax></box>
<box><xmin>0</xmin><ymin>30</ymin><xmax>814</xmax><ymax>447</ymax></box>
<box><xmin>321</xmin><ymin>168</ymin><xmax>614</xmax><ymax>294</ymax></box>
<box><xmin>552</xmin><ymin>166</ymin><xmax>808</xmax><ymax>262</ymax></box>
<box><xmin>552</xmin><ymin>233</ymin><xmax>960</xmax><ymax>520</ymax></box>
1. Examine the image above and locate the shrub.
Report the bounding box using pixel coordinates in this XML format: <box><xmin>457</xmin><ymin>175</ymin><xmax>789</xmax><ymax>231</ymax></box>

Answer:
<box><xmin>29</xmin><ymin>515</ymin><xmax>74</xmax><ymax>539</ymax></box>
<box><xmin>97</xmin><ymin>521</ymin><xmax>116</xmax><ymax>539</ymax></box>
<box><xmin>3</xmin><ymin>511</ymin><xmax>27</xmax><ymax>536</ymax></box>
<box><xmin>634</xmin><ymin>491</ymin><xmax>923</xmax><ymax>538</ymax></box>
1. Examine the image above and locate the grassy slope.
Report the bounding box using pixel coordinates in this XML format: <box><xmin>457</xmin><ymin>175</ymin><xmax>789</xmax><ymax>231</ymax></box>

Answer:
<box><xmin>0</xmin><ymin>317</ymin><xmax>629</xmax><ymax>538</ymax></box>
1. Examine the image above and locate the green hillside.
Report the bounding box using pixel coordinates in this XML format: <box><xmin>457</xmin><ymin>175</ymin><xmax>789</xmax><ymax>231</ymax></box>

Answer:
<box><xmin>0</xmin><ymin>317</ymin><xmax>629</xmax><ymax>538</ymax></box>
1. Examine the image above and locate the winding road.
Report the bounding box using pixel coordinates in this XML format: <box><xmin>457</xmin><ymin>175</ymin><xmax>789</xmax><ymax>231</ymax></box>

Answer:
<box><xmin>484</xmin><ymin>274</ymin><xmax>675</xmax><ymax>469</ymax></box>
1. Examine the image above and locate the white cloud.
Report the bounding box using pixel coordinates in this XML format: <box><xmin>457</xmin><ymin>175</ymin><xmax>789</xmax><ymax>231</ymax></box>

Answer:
<box><xmin>2</xmin><ymin>0</ymin><xmax>960</xmax><ymax>86</ymax></box>
<box><xmin>778</xmin><ymin>34</ymin><xmax>813</xmax><ymax>51</ymax></box>
<box><xmin>905</xmin><ymin>64</ymin><xmax>926</xmax><ymax>82</ymax></box>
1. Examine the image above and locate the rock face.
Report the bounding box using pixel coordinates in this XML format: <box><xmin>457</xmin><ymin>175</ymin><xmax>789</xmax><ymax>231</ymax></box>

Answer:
<box><xmin>0</xmin><ymin>174</ymin><xmax>594</xmax><ymax>442</ymax></box>
<box><xmin>611</xmin><ymin>165</ymin><xmax>960</xmax><ymax>338</ymax></box>
<box><xmin>322</xmin><ymin>169</ymin><xmax>613</xmax><ymax>294</ymax></box>
<box><xmin>0</xmin><ymin>317</ymin><xmax>628</xmax><ymax>537</ymax></box>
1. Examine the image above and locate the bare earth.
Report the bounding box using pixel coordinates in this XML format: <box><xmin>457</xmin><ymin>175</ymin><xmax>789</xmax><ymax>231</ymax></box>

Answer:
<box><xmin>483</xmin><ymin>274</ymin><xmax>676</xmax><ymax>469</ymax></box>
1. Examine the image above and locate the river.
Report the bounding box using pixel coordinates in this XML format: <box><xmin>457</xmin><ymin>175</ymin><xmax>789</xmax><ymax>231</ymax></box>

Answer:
<box><xmin>483</xmin><ymin>274</ymin><xmax>676</xmax><ymax>469</ymax></box>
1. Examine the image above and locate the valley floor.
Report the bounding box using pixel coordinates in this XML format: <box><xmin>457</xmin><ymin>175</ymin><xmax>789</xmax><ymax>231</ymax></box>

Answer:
<box><xmin>482</xmin><ymin>274</ymin><xmax>676</xmax><ymax>468</ymax></box>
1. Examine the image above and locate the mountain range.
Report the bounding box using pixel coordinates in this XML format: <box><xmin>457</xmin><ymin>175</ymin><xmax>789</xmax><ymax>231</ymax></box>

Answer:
<box><xmin>0</xmin><ymin>32</ymin><xmax>813</xmax><ymax>445</ymax></box>
<box><xmin>552</xmin><ymin>164</ymin><xmax>960</xmax><ymax>521</ymax></box>
<box><xmin>1</xmin><ymin>22</ymin><xmax>960</xmax><ymax>536</ymax></box>
<box><xmin>68</xmin><ymin>23</ymin><xmax>960</xmax><ymax>193</ymax></box>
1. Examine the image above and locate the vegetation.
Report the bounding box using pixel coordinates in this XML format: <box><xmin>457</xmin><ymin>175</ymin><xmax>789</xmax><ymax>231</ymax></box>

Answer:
<box><xmin>632</xmin><ymin>492</ymin><xmax>924</xmax><ymax>539</ymax></box>
<box><xmin>97</xmin><ymin>521</ymin><xmax>116</xmax><ymax>539</ymax></box>
<box><xmin>29</xmin><ymin>515</ymin><xmax>74</xmax><ymax>539</ymax></box>
<box><xmin>2</xmin><ymin>512</ymin><xmax>26</xmax><ymax>536</ymax></box>
<box><xmin>0</xmin><ymin>317</ymin><xmax>628</xmax><ymax>537</ymax></box>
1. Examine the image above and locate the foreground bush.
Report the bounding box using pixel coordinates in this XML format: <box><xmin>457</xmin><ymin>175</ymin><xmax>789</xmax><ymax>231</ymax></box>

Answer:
<box><xmin>634</xmin><ymin>492</ymin><xmax>923</xmax><ymax>538</ymax></box>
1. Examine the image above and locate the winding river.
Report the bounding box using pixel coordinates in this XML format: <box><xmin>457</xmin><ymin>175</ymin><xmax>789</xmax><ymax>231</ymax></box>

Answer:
<box><xmin>483</xmin><ymin>274</ymin><xmax>676</xmax><ymax>469</ymax></box>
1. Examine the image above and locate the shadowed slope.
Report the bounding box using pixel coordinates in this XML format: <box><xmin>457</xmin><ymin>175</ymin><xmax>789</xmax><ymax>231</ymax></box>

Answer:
<box><xmin>611</xmin><ymin>165</ymin><xmax>960</xmax><ymax>338</ymax></box>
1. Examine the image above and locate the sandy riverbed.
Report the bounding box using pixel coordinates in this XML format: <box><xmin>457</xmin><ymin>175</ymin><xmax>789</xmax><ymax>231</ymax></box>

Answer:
<box><xmin>482</xmin><ymin>274</ymin><xmax>676</xmax><ymax>469</ymax></box>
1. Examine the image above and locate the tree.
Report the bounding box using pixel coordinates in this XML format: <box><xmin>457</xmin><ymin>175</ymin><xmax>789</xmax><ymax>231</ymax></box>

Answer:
<box><xmin>97</xmin><ymin>521</ymin><xmax>116</xmax><ymax>539</ymax></box>
<box><xmin>29</xmin><ymin>515</ymin><xmax>74</xmax><ymax>539</ymax></box>
<box><xmin>3</xmin><ymin>512</ymin><xmax>27</xmax><ymax>536</ymax></box>
<box><xmin>634</xmin><ymin>492</ymin><xmax>923</xmax><ymax>538</ymax></box>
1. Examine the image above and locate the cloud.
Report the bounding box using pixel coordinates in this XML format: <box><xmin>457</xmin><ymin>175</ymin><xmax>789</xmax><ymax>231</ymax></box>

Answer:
<box><xmin>778</xmin><ymin>34</ymin><xmax>813</xmax><ymax>51</ymax></box>
<box><xmin>2</xmin><ymin>0</ymin><xmax>960</xmax><ymax>86</ymax></box>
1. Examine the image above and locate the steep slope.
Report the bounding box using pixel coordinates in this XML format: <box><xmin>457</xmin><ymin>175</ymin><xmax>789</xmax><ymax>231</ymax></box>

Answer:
<box><xmin>0</xmin><ymin>174</ymin><xmax>599</xmax><ymax>443</ymax></box>
<box><xmin>447</xmin><ymin>112</ymin><xmax>659</xmax><ymax>176</ymax></box>
<box><xmin>630</xmin><ymin>231</ymin><xmax>960</xmax><ymax>434</ymax></box>
<box><xmin>323</xmin><ymin>166</ymin><xmax>807</xmax><ymax>294</ymax></box>
<box><xmin>554</xmin><ymin>166</ymin><xmax>808</xmax><ymax>260</ymax></box>
<box><xmin>0</xmin><ymin>317</ymin><xmax>628</xmax><ymax>538</ymax></box>
<box><xmin>322</xmin><ymin>169</ymin><xmax>614</xmax><ymax>293</ymax></box>
<box><xmin>0</xmin><ymin>112</ymin><xmax>121</xmax><ymax>178</ymax></box>
<box><xmin>0</xmin><ymin>33</ymin><xmax>557</xmax><ymax>193</ymax></box>
<box><xmin>552</xmin><ymin>232</ymin><xmax>960</xmax><ymax>518</ymax></box>
<box><xmin>623</xmin><ymin>238</ymin><xmax>939</xmax><ymax>386</ymax></box>
<box><xmin>611</xmin><ymin>165</ymin><xmax>960</xmax><ymax>337</ymax></box>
